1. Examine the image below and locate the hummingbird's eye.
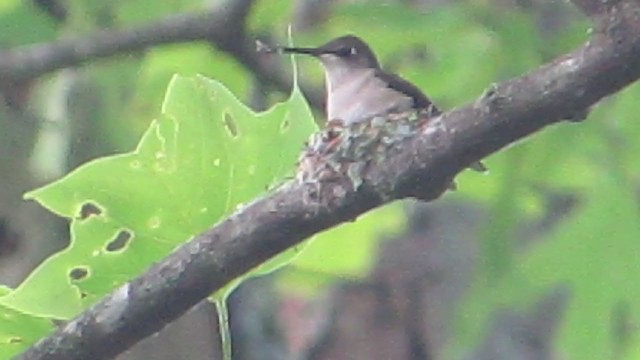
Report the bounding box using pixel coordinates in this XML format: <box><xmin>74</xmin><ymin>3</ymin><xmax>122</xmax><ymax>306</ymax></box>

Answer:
<box><xmin>334</xmin><ymin>47</ymin><xmax>355</xmax><ymax>57</ymax></box>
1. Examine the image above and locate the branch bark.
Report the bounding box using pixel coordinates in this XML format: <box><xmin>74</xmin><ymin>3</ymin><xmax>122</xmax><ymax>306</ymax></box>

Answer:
<box><xmin>15</xmin><ymin>0</ymin><xmax>640</xmax><ymax>359</ymax></box>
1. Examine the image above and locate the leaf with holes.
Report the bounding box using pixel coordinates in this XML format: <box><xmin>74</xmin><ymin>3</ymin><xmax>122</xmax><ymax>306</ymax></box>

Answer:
<box><xmin>0</xmin><ymin>75</ymin><xmax>316</xmax><ymax>319</ymax></box>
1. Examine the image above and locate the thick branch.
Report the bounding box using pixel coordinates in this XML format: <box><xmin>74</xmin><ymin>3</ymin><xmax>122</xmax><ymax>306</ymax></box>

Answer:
<box><xmin>15</xmin><ymin>1</ymin><xmax>640</xmax><ymax>359</ymax></box>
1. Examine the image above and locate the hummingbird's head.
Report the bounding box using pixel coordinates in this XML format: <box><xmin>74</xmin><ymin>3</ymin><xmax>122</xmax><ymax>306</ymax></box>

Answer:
<box><xmin>281</xmin><ymin>35</ymin><xmax>380</xmax><ymax>70</ymax></box>
<box><xmin>314</xmin><ymin>35</ymin><xmax>380</xmax><ymax>69</ymax></box>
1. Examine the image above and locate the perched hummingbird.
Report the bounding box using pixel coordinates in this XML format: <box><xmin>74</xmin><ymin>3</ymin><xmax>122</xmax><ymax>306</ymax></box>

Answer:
<box><xmin>277</xmin><ymin>35</ymin><xmax>438</xmax><ymax>125</ymax></box>
<box><xmin>260</xmin><ymin>35</ymin><xmax>486</xmax><ymax>172</ymax></box>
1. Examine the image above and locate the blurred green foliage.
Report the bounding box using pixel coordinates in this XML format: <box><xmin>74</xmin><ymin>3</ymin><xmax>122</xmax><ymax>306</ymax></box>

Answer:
<box><xmin>0</xmin><ymin>0</ymin><xmax>638</xmax><ymax>359</ymax></box>
<box><xmin>0</xmin><ymin>1</ymin><xmax>56</xmax><ymax>46</ymax></box>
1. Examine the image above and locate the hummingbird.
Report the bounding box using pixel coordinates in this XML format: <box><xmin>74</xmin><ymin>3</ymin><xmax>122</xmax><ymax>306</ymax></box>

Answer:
<box><xmin>275</xmin><ymin>35</ymin><xmax>439</xmax><ymax>125</ymax></box>
<box><xmin>259</xmin><ymin>35</ymin><xmax>486</xmax><ymax>172</ymax></box>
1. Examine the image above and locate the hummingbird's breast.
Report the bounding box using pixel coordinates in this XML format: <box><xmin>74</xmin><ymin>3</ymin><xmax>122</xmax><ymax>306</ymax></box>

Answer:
<box><xmin>325</xmin><ymin>67</ymin><xmax>414</xmax><ymax>125</ymax></box>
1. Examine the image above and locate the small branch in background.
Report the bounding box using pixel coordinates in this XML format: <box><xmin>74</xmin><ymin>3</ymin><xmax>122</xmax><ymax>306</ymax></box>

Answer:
<box><xmin>0</xmin><ymin>10</ymin><xmax>231</xmax><ymax>80</ymax></box>
<box><xmin>14</xmin><ymin>1</ymin><xmax>640</xmax><ymax>359</ymax></box>
<box><xmin>0</xmin><ymin>0</ymin><xmax>324</xmax><ymax>111</ymax></box>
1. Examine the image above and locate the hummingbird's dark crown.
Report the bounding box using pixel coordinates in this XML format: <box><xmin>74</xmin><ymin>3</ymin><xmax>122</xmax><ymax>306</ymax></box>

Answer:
<box><xmin>315</xmin><ymin>35</ymin><xmax>380</xmax><ymax>69</ymax></box>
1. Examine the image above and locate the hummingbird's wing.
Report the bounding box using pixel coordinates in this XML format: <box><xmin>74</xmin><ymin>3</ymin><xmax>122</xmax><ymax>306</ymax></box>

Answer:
<box><xmin>373</xmin><ymin>70</ymin><xmax>441</xmax><ymax>116</ymax></box>
<box><xmin>374</xmin><ymin>70</ymin><xmax>488</xmax><ymax>174</ymax></box>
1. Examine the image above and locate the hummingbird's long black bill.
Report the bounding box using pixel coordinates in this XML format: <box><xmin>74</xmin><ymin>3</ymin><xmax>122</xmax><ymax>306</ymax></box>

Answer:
<box><xmin>279</xmin><ymin>47</ymin><xmax>319</xmax><ymax>56</ymax></box>
<box><xmin>255</xmin><ymin>40</ymin><xmax>320</xmax><ymax>56</ymax></box>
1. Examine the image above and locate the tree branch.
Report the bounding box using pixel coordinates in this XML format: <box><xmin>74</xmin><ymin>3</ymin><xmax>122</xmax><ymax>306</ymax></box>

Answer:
<box><xmin>15</xmin><ymin>0</ymin><xmax>640</xmax><ymax>359</ymax></box>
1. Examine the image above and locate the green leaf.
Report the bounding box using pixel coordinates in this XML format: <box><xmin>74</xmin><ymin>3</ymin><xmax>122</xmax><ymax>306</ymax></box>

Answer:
<box><xmin>0</xmin><ymin>304</ymin><xmax>54</xmax><ymax>359</ymax></box>
<box><xmin>131</xmin><ymin>44</ymin><xmax>250</xmax><ymax>127</ymax></box>
<box><xmin>0</xmin><ymin>75</ymin><xmax>316</xmax><ymax>319</ymax></box>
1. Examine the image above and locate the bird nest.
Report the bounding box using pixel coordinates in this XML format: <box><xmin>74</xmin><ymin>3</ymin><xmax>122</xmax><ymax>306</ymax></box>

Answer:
<box><xmin>296</xmin><ymin>109</ymin><xmax>429</xmax><ymax>191</ymax></box>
